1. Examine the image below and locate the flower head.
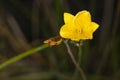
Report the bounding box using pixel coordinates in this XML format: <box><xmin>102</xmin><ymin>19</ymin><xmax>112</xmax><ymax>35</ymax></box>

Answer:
<box><xmin>60</xmin><ymin>10</ymin><xmax>99</xmax><ymax>41</ymax></box>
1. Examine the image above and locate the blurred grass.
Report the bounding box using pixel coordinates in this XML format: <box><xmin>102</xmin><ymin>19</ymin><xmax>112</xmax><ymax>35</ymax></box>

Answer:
<box><xmin>0</xmin><ymin>0</ymin><xmax>120</xmax><ymax>80</ymax></box>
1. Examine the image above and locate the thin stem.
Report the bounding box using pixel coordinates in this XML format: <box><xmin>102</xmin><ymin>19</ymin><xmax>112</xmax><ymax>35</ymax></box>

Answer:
<box><xmin>78</xmin><ymin>40</ymin><xmax>83</xmax><ymax>64</ymax></box>
<box><xmin>64</xmin><ymin>40</ymin><xmax>87</xmax><ymax>80</ymax></box>
<box><xmin>74</xmin><ymin>40</ymin><xmax>83</xmax><ymax>79</ymax></box>
<box><xmin>0</xmin><ymin>44</ymin><xmax>49</xmax><ymax>69</ymax></box>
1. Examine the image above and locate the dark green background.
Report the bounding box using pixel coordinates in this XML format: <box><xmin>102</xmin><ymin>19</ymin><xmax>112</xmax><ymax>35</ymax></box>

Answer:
<box><xmin>0</xmin><ymin>0</ymin><xmax>120</xmax><ymax>80</ymax></box>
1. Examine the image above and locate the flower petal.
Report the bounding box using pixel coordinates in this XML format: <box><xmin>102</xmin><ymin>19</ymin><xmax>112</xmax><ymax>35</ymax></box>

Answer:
<box><xmin>60</xmin><ymin>23</ymin><xmax>75</xmax><ymax>38</ymax></box>
<box><xmin>91</xmin><ymin>22</ymin><xmax>99</xmax><ymax>32</ymax></box>
<box><xmin>74</xmin><ymin>10</ymin><xmax>91</xmax><ymax>28</ymax></box>
<box><xmin>81</xmin><ymin>22</ymin><xmax>99</xmax><ymax>39</ymax></box>
<box><xmin>64</xmin><ymin>12</ymin><xmax>74</xmax><ymax>23</ymax></box>
<box><xmin>82</xmin><ymin>32</ymin><xmax>93</xmax><ymax>39</ymax></box>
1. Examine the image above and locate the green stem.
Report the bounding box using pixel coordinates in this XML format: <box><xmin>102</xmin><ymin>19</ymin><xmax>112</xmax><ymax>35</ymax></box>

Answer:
<box><xmin>0</xmin><ymin>44</ymin><xmax>49</xmax><ymax>69</ymax></box>
<box><xmin>78</xmin><ymin>40</ymin><xmax>83</xmax><ymax>64</ymax></box>
<box><xmin>74</xmin><ymin>40</ymin><xmax>84</xmax><ymax>79</ymax></box>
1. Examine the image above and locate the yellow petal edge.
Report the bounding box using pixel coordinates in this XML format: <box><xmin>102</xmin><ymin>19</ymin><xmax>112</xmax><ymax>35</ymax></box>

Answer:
<box><xmin>64</xmin><ymin>13</ymin><xmax>74</xmax><ymax>23</ymax></box>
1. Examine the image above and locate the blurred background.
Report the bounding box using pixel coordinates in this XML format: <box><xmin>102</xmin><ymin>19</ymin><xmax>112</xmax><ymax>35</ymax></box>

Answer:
<box><xmin>0</xmin><ymin>0</ymin><xmax>120</xmax><ymax>80</ymax></box>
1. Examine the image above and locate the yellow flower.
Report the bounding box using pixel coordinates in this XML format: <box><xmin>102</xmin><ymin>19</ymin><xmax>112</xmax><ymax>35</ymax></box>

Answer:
<box><xmin>60</xmin><ymin>10</ymin><xmax>99</xmax><ymax>41</ymax></box>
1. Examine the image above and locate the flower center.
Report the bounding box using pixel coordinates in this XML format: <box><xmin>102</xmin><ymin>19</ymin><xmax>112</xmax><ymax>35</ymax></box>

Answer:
<box><xmin>75</xmin><ymin>28</ymin><xmax>82</xmax><ymax>34</ymax></box>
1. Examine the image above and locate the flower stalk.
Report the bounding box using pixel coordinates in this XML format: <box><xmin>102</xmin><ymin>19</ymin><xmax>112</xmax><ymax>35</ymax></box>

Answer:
<box><xmin>0</xmin><ymin>44</ymin><xmax>49</xmax><ymax>69</ymax></box>
<box><xmin>64</xmin><ymin>40</ymin><xmax>86</xmax><ymax>80</ymax></box>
